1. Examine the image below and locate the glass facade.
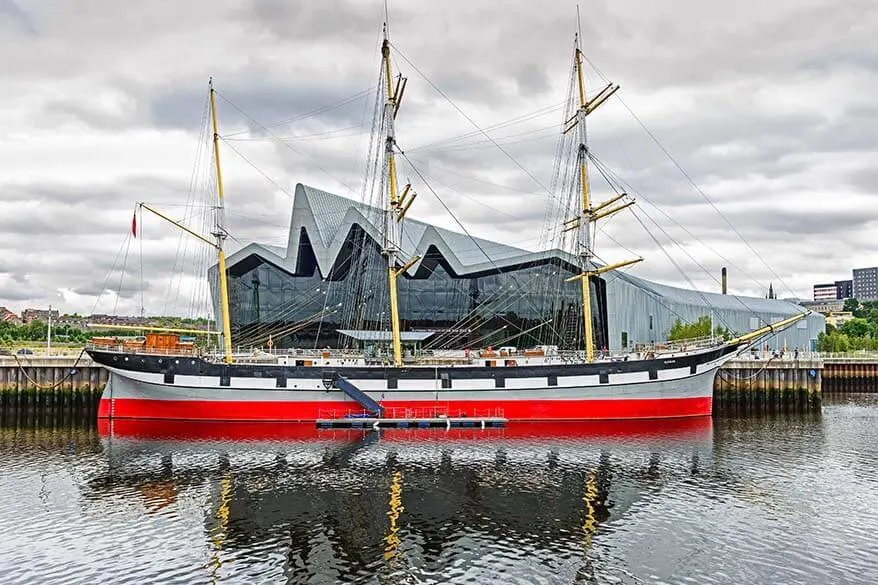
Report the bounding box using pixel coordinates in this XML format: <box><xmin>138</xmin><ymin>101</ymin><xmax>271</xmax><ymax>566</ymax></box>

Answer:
<box><xmin>226</xmin><ymin>227</ymin><xmax>609</xmax><ymax>351</ymax></box>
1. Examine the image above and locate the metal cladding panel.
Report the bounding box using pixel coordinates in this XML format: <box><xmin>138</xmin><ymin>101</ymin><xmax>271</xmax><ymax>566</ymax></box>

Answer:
<box><xmin>603</xmin><ymin>272</ymin><xmax>824</xmax><ymax>352</ymax></box>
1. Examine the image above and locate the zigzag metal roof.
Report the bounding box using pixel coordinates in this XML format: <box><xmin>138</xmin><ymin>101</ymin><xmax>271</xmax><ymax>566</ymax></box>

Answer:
<box><xmin>226</xmin><ymin>183</ymin><xmax>573</xmax><ymax>278</ymax></box>
<box><xmin>224</xmin><ymin>183</ymin><xmax>807</xmax><ymax>317</ymax></box>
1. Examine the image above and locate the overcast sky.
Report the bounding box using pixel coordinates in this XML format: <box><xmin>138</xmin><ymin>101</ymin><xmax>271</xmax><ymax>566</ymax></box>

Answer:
<box><xmin>1</xmin><ymin>0</ymin><xmax>876</xmax><ymax>317</ymax></box>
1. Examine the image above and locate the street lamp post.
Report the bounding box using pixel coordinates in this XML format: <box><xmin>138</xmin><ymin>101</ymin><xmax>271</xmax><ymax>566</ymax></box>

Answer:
<box><xmin>47</xmin><ymin>305</ymin><xmax>52</xmax><ymax>356</ymax></box>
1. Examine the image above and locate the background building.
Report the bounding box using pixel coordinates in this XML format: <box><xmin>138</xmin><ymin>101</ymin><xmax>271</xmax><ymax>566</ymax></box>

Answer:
<box><xmin>812</xmin><ymin>279</ymin><xmax>854</xmax><ymax>301</ymax></box>
<box><xmin>21</xmin><ymin>308</ymin><xmax>60</xmax><ymax>324</ymax></box>
<box><xmin>813</xmin><ymin>283</ymin><xmax>837</xmax><ymax>301</ymax></box>
<box><xmin>835</xmin><ymin>279</ymin><xmax>853</xmax><ymax>300</ymax></box>
<box><xmin>853</xmin><ymin>267</ymin><xmax>878</xmax><ymax>301</ymax></box>
<box><xmin>825</xmin><ymin>312</ymin><xmax>854</xmax><ymax>327</ymax></box>
<box><xmin>800</xmin><ymin>300</ymin><xmax>845</xmax><ymax>314</ymax></box>
<box><xmin>217</xmin><ymin>184</ymin><xmax>824</xmax><ymax>352</ymax></box>
<box><xmin>0</xmin><ymin>307</ymin><xmax>22</xmax><ymax>325</ymax></box>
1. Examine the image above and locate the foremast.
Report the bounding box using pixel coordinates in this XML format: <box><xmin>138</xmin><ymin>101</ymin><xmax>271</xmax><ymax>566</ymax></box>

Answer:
<box><xmin>113</xmin><ymin>80</ymin><xmax>234</xmax><ymax>363</ymax></box>
<box><xmin>381</xmin><ymin>28</ymin><xmax>418</xmax><ymax>367</ymax></box>
<box><xmin>562</xmin><ymin>34</ymin><xmax>640</xmax><ymax>361</ymax></box>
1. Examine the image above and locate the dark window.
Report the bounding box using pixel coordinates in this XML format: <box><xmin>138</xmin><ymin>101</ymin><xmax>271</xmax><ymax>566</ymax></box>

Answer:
<box><xmin>163</xmin><ymin>371</ymin><xmax>175</xmax><ymax>384</ymax></box>
<box><xmin>387</xmin><ymin>374</ymin><xmax>398</xmax><ymax>389</ymax></box>
<box><xmin>227</xmin><ymin>243</ymin><xmax>588</xmax><ymax>351</ymax></box>
<box><xmin>649</xmin><ymin>369</ymin><xmax>658</xmax><ymax>380</ymax></box>
<box><xmin>495</xmin><ymin>376</ymin><xmax>505</xmax><ymax>388</ymax></box>
<box><xmin>599</xmin><ymin>371</ymin><xmax>609</xmax><ymax>384</ymax></box>
<box><xmin>276</xmin><ymin>374</ymin><xmax>287</xmax><ymax>388</ymax></box>
<box><xmin>441</xmin><ymin>372</ymin><xmax>451</xmax><ymax>389</ymax></box>
<box><xmin>548</xmin><ymin>374</ymin><xmax>558</xmax><ymax>386</ymax></box>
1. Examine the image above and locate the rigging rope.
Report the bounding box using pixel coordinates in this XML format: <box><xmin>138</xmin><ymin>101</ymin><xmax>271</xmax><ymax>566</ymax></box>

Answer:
<box><xmin>614</xmin><ymin>93</ymin><xmax>797</xmax><ymax>299</ymax></box>
<box><xmin>220</xmin><ymin>139</ymin><xmax>296</xmax><ymax>199</ymax></box>
<box><xmin>398</xmin><ymin>151</ymin><xmax>566</xmax><ymax>345</ymax></box>
<box><xmin>407</xmin><ymin>101</ymin><xmax>565</xmax><ymax>153</ymax></box>
<box><xmin>594</xmin><ymin>151</ymin><xmax>784</xmax><ymax>301</ymax></box>
<box><xmin>628</xmin><ymin>208</ymin><xmax>736</xmax><ymax>332</ymax></box>
<box><xmin>221</xmin><ymin>87</ymin><xmax>375</xmax><ymax>138</ymax></box>
<box><xmin>578</xmin><ymin>50</ymin><xmax>797</xmax><ymax>299</ymax></box>
<box><xmin>390</xmin><ymin>43</ymin><xmax>552</xmax><ymax>195</ymax></box>
<box><xmin>588</xmin><ymin>152</ymin><xmax>769</xmax><ymax>327</ymax></box>
<box><xmin>214</xmin><ymin>91</ymin><xmax>361</xmax><ymax>196</ymax></box>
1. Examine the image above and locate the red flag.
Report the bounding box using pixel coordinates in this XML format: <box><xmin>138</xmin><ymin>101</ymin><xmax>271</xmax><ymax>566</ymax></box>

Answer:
<box><xmin>132</xmin><ymin>211</ymin><xmax>137</xmax><ymax>238</ymax></box>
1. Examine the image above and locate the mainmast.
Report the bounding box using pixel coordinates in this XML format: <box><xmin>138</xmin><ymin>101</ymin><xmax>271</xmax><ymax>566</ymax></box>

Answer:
<box><xmin>562</xmin><ymin>34</ymin><xmax>640</xmax><ymax>361</ymax></box>
<box><xmin>381</xmin><ymin>27</ymin><xmax>418</xmax><ymax>367</ymax></box>
<box><xmin>209</xmin><ymin>78</ymin><xmax>234</xmax><ymax>364</ymax></box>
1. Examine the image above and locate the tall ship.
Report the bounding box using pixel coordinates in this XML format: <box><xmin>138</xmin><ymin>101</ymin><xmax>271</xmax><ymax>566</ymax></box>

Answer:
<box><xmin>86</xmin><ymin>25</ymin><xmax>806</xmax><ymax>422</ymax></box>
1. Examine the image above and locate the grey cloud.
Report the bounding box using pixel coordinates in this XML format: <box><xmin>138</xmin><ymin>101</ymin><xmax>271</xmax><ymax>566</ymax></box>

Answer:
<box><xmin>40</xmin><ymin>96</ymin><xmax>138</xmax><ymax>131</ymax></box>
<box><xmin>72</xmin><ymin>278</ymin><xmax>151</xmax><ymax>300</ymax></box>
<box><xmin>514</xmin><ymin>63</ymin><xmax>550</xmax><ymax>97</ymax></box>
<box><xmin>0</xmin><ymin>0</ymin><xmax>35</xmax><ymax>35</ymax></box>
<box><xmin>426</xmin><ymin>69</ymin><xmax>507</xmax><ymax>105</ymax></box>
<box><xmin>848</xmin><ymin>167</ymin><xmax>878</xmax><ymax>194</ymax></box>
<box><xmin>149</xmin><ymin>77</ymin><xmax>375</xmax><ymax>134</ymax></box>
<box><xmin>592</xmin><ymin>0</ymin><xmax>878</xmax><ymax>87</ymax></box>
<box><xmin>0</xmin><ymin>283</ymin><xmax>44</xmax><ymax>302</ymax></box>
<box><xmin>1</xmin><ymin>0</ymin><xmax>877</xmax><ymax>314</ymax></box>
<box><xmin>245</xmin><ymin>0</ymin><xmax>394</xmax><ymax>43</ymax></box>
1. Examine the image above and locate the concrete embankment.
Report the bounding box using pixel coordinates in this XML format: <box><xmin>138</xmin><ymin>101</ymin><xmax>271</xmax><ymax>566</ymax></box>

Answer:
<box><xmin>823</xmin><ymin>358</ymin><xmax>878</xmax><ymax>393</ymax></box>
<box><xmin>0</xmin><ymin>355</ymin><xmax>107</xmax><ymax>409</ymax></box>
<box><xmin>714</xmin><ymin>357</ymin><xmax>823</xmax><ymax>413</ymax></box>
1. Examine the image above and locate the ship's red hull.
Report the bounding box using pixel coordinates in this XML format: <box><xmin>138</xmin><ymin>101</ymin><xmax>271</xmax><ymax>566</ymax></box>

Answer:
<box><xmin>98</xmin><ymin>395</ymin><xmax>712</xmax><ymax>421</ymax></box>
<box><xmin>97</xmin><ymin>416</ymin><xmax>714</xmax><ymax>442</ymax></box>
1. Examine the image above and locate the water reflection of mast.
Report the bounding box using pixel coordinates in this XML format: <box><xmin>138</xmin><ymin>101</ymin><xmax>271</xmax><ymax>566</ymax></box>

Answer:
<box><xmin>576</xmin><ymin>451</ymin><xmax>613</xmax><ymax>583</ymax></box>
<box><xmin>582</xmin><ymin>470</ymin><xmax>599</xmax><ymax>548</ymax></box>
<box><xmin>208</xmin><ymin>473</ymin><xmax>233</xmax><ymax>583</ymax></box>
<box><xmin>383</xmin><ymin>470</ymin><xmax>404</xmax><ymax>563</ymax></box>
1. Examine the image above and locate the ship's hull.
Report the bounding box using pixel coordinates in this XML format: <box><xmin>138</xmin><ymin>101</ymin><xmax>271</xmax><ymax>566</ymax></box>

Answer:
<box><xmin>97</xmin><ymin>371</ymin><xmax>715</xmax><ymax>420</ymax></box>
<box><xmin>89</xmin><ymin>345</ymin><xmax>741</xmax><ymax>421</ymax></box>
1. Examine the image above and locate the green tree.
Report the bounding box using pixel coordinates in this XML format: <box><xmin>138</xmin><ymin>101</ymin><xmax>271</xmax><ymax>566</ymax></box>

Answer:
<box><xmin>840</xmin><ymin>318</ymin><xmax>871</xmax><ymax>338</ymax></box>
<box><xmin>21</xmin><ymin>320</ymin><xmax>47</xmax><ymax>341</ymax></box>
<box><xmin>817</xmin><ymin>331</ymin><xmax>849</xmax><ymax>352</ymax></box>
<box><xmin>668</xmin><ymin>316</ymin><xmax>712</xmax><ymax>341</ymax></box>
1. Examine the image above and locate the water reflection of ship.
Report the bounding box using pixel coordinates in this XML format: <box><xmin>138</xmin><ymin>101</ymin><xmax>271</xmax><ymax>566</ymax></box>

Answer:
<box><xmin>84</xmin><ymin>419</ymin><xmax>712</xmax><ymax>580</ymax></box>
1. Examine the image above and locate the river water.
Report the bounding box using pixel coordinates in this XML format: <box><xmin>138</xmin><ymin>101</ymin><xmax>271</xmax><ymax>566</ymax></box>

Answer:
<box><xmin>0</xmin><ymin>394</ymin><xmax>876</xmax><ymax>585</ymax></box>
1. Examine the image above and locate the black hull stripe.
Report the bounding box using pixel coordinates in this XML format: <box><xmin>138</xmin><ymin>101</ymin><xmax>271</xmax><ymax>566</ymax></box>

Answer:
<box><xmin>89</xmin><ymin>345</ymin><xmax>741</xmax><ymax>381</ymax></box>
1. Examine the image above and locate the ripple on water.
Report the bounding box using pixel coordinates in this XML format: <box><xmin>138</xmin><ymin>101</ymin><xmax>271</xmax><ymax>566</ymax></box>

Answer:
<box><xmin>1</xmin><ymin>403</ymin><xmax>878</xmax><ymax>584</ymax></box>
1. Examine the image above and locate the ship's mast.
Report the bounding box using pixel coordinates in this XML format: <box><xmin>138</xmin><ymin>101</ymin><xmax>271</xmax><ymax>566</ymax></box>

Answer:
<box><xmin>562</xmin><ymin>34</ymin><xmax>640</xmax><ymax>361</ymax></box>
<box><xmin>381</xmin><ymin>27</ymin><xmax>418</xmax><ymax>367</ymax></box>
<box><xmin>574</xmin><ymin>37</ymin><xmax>596</xmax><ymax>361</ymax></box>
<box><xmin>103</xmin><ymin>81</ymin><xmax>234</xmax><ymax>358</ymax></box>
<box><xmin>209</xmin><ymin>78</ymin><xmax>234</xmax><ymax>364</ymax></box>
